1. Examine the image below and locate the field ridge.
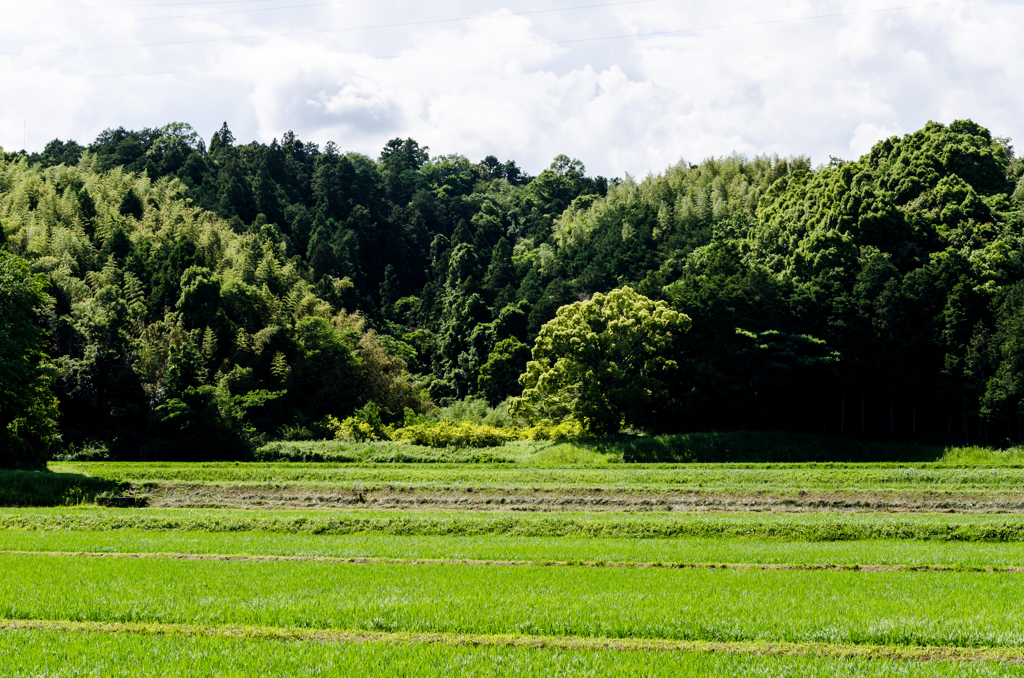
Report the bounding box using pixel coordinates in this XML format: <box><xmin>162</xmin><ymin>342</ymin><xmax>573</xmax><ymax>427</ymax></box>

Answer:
<box><xmin>2</xmin><ymin>619</ymin><xmax>1022</xmax><ymax>664</ymax></box>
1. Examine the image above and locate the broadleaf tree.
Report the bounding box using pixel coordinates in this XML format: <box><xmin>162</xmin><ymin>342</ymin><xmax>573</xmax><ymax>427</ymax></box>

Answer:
<box><xmin>512</xmin><ymin>286</ymin><xmax>690</xmax><ymax>432</ymax></box>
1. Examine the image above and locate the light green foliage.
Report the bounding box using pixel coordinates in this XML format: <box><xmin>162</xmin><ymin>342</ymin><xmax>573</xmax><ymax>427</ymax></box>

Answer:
<box><xmin>328</xmin><ymin>402</ymin><xmax>390</xmax><ymax>442</ymax></box>
<box><xmin>426</xmin><ymin>397</ymin><xmax>527</xmax><ymax>429</ymax></box>
<box><xmin>514</xmin><ymin>286</ymin><xmax>690</xmax><ymax>432</ymax></box>
<box><xmin>522</xmin><ymin>418</ymin><xmax>586</xmax><ymax>441</ymax></box>
<box><xmin>394</xmin><ymin>421</ymin><xmax>518</xmax><ymax>448</ymax></box>
<box><xmin>554</xmin><ymin>153</ymin><xmax>801</xmax><ymax>250</ymax></box>
<box><xmin>0</xmin><ymin>152</ymin><xmax>422</xmax><ymax>458</ymax></box>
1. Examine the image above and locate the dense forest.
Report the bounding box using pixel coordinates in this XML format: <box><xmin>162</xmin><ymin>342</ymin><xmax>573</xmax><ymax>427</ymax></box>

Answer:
<box><xmin>2</xmin><ymin>118</ymin><xmax>1024</xmax><ymax>465</ymax></box>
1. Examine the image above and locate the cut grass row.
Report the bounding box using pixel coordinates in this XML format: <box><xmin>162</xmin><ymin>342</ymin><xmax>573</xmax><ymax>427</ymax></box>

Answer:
<box><xmin>49</xmin><ymin>462</ymin><xmax>1024</xmax><ymax>492</ymax></box>
<box><xmin>16</xmin><ymin>459</ymin><xmax>1024</xmax><ymax>509</ymax></box>
<box><xmin>6</xmin><ymin>530</ymin><xmax>1024</xmax><ymax>569</ymax></box>
<box><xmin>4</xmin><ymin>552</ymin><xmax>1024</xmax><ymax>648</ymax></box>
<box><xmin>4</xmin><ymin>625</ymin><xmax>1022</xmax><ymax>677</ymax></box>
<box><xmin>7</xmin><ymin>507</ymin><xmax>1024</xmax><ymax>541</ymax></box>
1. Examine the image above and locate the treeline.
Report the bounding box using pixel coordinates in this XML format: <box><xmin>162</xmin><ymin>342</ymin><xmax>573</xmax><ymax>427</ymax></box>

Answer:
<box><xmin>2</xmin><ymin>118</ymin><xmax>1024</xmax><ymax>465</ymax></box>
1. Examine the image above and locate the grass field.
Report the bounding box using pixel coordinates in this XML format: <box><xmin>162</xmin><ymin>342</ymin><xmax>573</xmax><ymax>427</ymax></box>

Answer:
<box><xmin>7</xmin><ymin>437</ymin><xmax>1024</xmax><ymax>674</ymax></box>
<box><xmin>6</xmin><ymin>551</ymin><xmax>1024</xmax><ymax>647</ymax></box>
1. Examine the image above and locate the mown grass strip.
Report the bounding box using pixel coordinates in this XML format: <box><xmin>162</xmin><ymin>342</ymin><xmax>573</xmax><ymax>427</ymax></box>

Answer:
<box><xmin>6</xmin><ymin>549</ymin><xmax>1024</xmax><ymax>575</ymax></box>
<box><xmin>49</xmin><ymin>461</ymin><xmax>1024</xmax><ymax>492</ymax></box>
<box><xmin>2</xmin><ymin>619</ymin><xmax>1021</xmax><ymax>664</ymax></box>
<box><xmin>7</xmin><ymin>507</ymin><xmax>1024</xmax><ymax>541</ymax></box>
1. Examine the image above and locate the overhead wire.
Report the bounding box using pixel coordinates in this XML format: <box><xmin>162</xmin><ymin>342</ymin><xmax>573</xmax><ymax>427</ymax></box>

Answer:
<box><xmin>0</xmin><ymin>0</ymin><xmax>974</xmax><ymax>84</ymax></box>
<box><xmin>2</xmin><ymin>0</ymin><xmax>289</xmax><ymax>10</ymax></box>
<box><xmin>5</xmin><ymin>0</ymin><xmax>375</xmax><ymax>29</ymax></box>
<box><xmin>0</xmin><ymin>0</ymin><xmax>658</xmax><ymax>56</ymax></box>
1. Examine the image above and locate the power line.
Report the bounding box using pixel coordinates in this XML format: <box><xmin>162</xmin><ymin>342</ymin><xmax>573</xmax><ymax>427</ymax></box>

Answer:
<box><xmin>1</xmin><ymin>0</ymin><xmax>657</xmax><ymax>56</ymax></box>
<box><xmin>6</xmin><ymin>0</ymin><xmax>374</xmax><ymax>29</ymax></box>
<box><xmin>0</xmin><ymin>0</ymin><xmax>974</xmax><ymax>84</ymax></box>
<box><xmin>3</xmin><ymin>0</ymin><xmax>288</xmax><ymax>10</ymax></box>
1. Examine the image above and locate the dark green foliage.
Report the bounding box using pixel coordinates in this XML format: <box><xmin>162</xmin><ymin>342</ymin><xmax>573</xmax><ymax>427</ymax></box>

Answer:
<box><xmin>478</xmin><ymin>338</ymin><xmax>531</xmax><ymax>405</ymax></box>
<box><xmin>0</xmin><ymin>469</ymin><xmax>122</xmax><ymax>506</ymax></box>
<box><xmin>147</xmin><ymin>386</ymin><xmax>280</xmax><ymax>461</ymax></box>
<box><xmin>0</xmin><ymin>251</ymin><xmax>59</xmax><ymax>468</ymax></box>
<box><xmin>118</xmin><ymin>189</ymin><xmax>144</xmax><ymax>220</ymax></box>
<box><xmin>29</xmin><ymin>139</ymin><xmax>85</xmax><ymax>168</ymax></box>
<box><xmin>608</xmin><ymin>430</ymin><xmax>942</xmax><ymax>464</ymax></box>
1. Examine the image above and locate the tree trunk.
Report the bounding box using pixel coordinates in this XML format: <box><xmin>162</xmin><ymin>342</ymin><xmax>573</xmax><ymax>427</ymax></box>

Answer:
<box><xmin>841</xmin><ymin>390</ymin><xmax>845</xmax><ymax>433</ymax></box>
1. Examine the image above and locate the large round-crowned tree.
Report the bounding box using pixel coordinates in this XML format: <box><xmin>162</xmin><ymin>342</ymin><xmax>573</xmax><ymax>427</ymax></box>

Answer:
<box><xmin>512</xmin><ymin>286</ymin><xmax>690</xmax><ymax>433</ymax></box>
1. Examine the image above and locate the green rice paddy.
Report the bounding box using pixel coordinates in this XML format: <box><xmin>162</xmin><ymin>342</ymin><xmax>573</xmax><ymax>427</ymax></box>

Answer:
<box><xmin>6</xmin><ymin>453</ymin><xmax>1024</xmax><ymax>675</ymax></box>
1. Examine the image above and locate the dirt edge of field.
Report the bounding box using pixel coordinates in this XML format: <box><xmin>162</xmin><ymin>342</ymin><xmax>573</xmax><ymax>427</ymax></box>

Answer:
<box><xmin>137</xmin><ymin>483</ymin><xmax>1024</xmax><ymax>514</ymax></box>
<box><xmin>3</xmin><ymin>549</ymin><xmax>1022</xmax><ymax>574</ymax></box>
<box><xmin>1</xmin><ymin>618</ymin><xmax>1020</xmax><ymax>664</ymax></box>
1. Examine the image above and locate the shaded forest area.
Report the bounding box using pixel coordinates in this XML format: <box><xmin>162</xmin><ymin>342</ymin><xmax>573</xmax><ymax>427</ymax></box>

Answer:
<box><xmin>3</xmin><ymin>118</ymin><xmax>1024</xmax><ymax>464</ymax></box>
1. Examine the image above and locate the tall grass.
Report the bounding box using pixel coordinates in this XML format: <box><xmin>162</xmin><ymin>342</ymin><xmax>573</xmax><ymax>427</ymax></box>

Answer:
<box><xmin>937</xmin><ymin>446</ymin><xmax>1024</xmax><ymax>466</ymax></box>
<box><xmin>254</xmin><ymin>440</ymin><xmax>517</xmax><ymax>464</ymax></box>
<box><xmin>252</xmin><ymin>431</ymin><xmax>953</xmax><ymax>464</ymax></box>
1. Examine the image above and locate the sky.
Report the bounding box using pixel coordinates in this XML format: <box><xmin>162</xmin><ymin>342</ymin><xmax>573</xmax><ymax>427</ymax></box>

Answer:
<box><xmin>0</xmin><ymin>0</ymin><xmax>1020</xmax><ymax>178</ymax></box>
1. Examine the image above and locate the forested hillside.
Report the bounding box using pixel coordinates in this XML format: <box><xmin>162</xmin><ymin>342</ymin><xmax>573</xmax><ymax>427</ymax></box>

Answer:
<box><xmin>2</xmin><ymin>118</ymin><xmax>1023</xmax><ymax>464</ymax></box>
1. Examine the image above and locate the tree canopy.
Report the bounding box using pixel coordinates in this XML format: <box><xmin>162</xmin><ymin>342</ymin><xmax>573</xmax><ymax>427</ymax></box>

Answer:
<box><xmin>1</xmin><ymin>117</ymin><xmax>1023</xmax><ymax>457</ymax></box>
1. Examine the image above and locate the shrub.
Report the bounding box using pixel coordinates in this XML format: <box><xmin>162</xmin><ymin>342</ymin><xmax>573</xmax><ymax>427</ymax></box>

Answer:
<box><xmin>426</xmin><ymin>397</ymin><xmax>528</xmax><ymax>428</ymax></box>
<box><xmin>53</xmin><ymin>441</ymin><xmax>110</xmax><ymax>462</ymax></box>
<box><xmin>393</xmin><ymin>421</ymin><xmax>518</xmax><ymax>448</ymax></box>
<box><xmin>524</xmin><ymin>418</ymin><xmax>586</xmax><ymax>441</ymax></box>
<box><xmin>328</xmin><ymin>402</ymin><xmax>390</xmax><ymax>442</ymax></box>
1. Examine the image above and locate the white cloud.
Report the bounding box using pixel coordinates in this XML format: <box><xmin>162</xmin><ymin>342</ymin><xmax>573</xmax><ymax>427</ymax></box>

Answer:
<box><xmin>0</xmin><ymin>0</ymin><xmax>1021</xmax><ymax>177</ymax></box>
<box><xmin>849</xmin><ymin>122</ymin><xmax>902</xmax><ymax>157</ymax></box>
